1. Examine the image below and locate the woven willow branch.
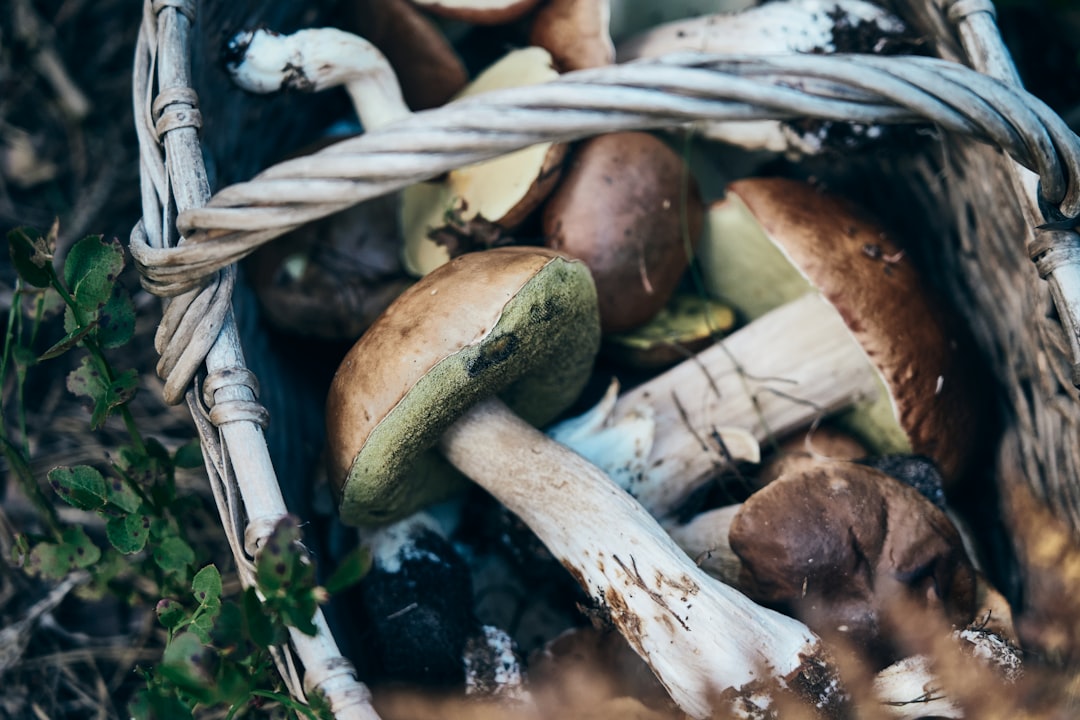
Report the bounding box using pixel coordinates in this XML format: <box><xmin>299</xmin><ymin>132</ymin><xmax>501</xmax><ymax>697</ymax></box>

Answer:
<box><xmin>128</xmin><ymin>53</ymin><xmax>1080</xmax><ymax>295</ymax></box>
<box><xmin>134</xmin><ymin>1</ymin><xmax>378</xmax><ymax>718</ymax></box>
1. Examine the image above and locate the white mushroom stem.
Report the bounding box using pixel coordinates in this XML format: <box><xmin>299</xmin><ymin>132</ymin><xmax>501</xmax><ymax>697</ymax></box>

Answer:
<box><xmin>615</xmin><ymin>0</ymin><xmax>907</xmax><ymax>153</ymax></box>
<box><xmin>665</xmin><ymin>504</ymin><xmax>742</xmax><ymax>582</ymax></box>
<box><xmin>227</xmin><ymin>28</ymin><xmax>411</xmax><ymax>131</ymax></box>
<box><xmin>872</xmin><ymin>655</ymin><xmax>963</xmax><ymax>720</ymax></box>
<box><xmin>603</xmin><ymin>292</ymin><xmax>883</xmax><ymax>519</ymax></box>
<box><xmin>439</xmin><ymin>395</ymin><xmax>842</xmax><ymax>719</ymax></box>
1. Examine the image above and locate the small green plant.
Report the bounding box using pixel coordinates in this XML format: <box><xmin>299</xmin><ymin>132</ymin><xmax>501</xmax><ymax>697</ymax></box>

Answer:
<box><xmin>3</xmin><ymin>225</ymin><xmax>369</xmax><ymax>719</ymax></box>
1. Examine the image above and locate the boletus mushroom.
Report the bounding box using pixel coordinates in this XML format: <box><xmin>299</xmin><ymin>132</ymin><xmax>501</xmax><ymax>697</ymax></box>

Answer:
<box><xmin>698</xmin><ymin>177</ymin><xmax>982</xmax><ymax>484</ymax></box>
<box><xmin>341</xmin><ymin>0</ymin><xmax>469</xmax><ymax>111</ymax></box>
<box><xmin>728</xmin><ymin>459</ymin><xmax>977</xmax><ymax>669</ymax></box>
<box><xmin>399</xmin><ymin>46</ymin><xmax>566</xmax><ymax>276</ymax></box>
<box><xmin>559</xmin><ymin>177</ymin><xmax>982</xmax><ymax>521</ymax></box>
<box><xmin>529</xmin><ymin>0</ymin><xmax>614</xmax><ymax>72</ymax></box>
<box><xmin>542</xmin><ymin>131</ymin><xmax>704</xmax><ymax>333</ymax></box>
<box><xmin>326</xmin><ymin>246</ymin><xmax>844</xmax><ymax>719</ymax></box>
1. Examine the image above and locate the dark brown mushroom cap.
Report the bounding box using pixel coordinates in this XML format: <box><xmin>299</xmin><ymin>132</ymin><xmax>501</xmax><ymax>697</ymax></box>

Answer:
<box><xmin>723</xmin><ymin>177</ymin><xmax>982</xmax><ymax>482</ymax></box>
<box><xmin>728</xmin><ymin>459</ymin><xmax>977</xmax><ymax>668</ymax></box>
<box><xmin>543</xmin><ymin>132</ymin><xmax>704</xmax><ymax>333</ymax></box>
<box><xmin>247</xmin><ymin>192</ymin><xmax>410</xmax><ymax>340</ymax></box>
<box><xmin>530</xmin><ymin>0</ymin><xmax>614</xmax><ymax>72</ymax></box>
<box><xmin>410</xmin><ymin>0</ymin><xmax>542</xmax><ymax>24</ymax></box>
<box><xmin>343</xmin><ymin>0</ymin><xmax>469</xmax><ymax>111</ymax></box>
<box><xmin>326</xmin><ymin>246</ymin><xmax>600</xmax><ymax>525</ymax></box>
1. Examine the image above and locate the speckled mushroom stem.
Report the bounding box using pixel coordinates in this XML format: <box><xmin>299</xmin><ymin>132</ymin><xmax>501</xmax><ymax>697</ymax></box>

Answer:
<box><xmin>438</xmin><ymin>395</ymin><xmax>844</xmax><ymax>720</ymax></box>
<box><xmin>610</xmin><ymin>291</ymin><xmax>882</xmax><ymax>519</ymax></box>
<box><xmin>614</xmin><ymin>0</ymin><xmax>910</xmax><ymax>154</ymax></box>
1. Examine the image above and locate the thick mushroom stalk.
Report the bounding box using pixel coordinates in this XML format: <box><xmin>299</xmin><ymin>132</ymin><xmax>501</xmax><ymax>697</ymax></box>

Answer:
<box><xmin>552</xmin><ymin>291</ymin><xmax>882</xmax><ymax>518</ymax></box>
<box><xmin>438</xmin><ymin>396</ymin><xmax>840</xmax><ymax>718</ymax></box>
<box><xmin>327</xmin><ymin>247</ymin><xmax>842</xmax><ymax>718</ymax></box>
<box><xmin>226</xmin><ymin>28</ymin><xmax>410</xmax><ymax>131</ymax></box>
<box><xmin>615</xmin><ymin>0</ymin><xmax>912</xmax><ymax>154</ymax></box>
<box><xmin>549</xmin><ymin>177</ymin><xmax>980</xmax><ymax>520</ymax></box>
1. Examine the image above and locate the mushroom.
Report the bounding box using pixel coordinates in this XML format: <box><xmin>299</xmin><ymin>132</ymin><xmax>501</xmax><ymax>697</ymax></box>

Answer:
<box><xmin>665</xmin><ymin>459</ymin><xmax>1017</xmax><ymax>651</ymax></box>
<box><xmin>548</xmin><ymin>177</ymin><xmax>981</xmax><ymax>521</ymax></box>
<box><xmin>542</xmin><ymin>131</ymin><xmax>705</xmax><ymax>333</ymax></box>
<box><xmin>615</xmin><ymin>0</ymin><xmax>913</xmax><ymax>155</ymax></box>
<box><xmin>400</xmin><ymin>46</ymin><xmax>566</xmax><ymax>276</ymax></box>
<box><xmin>755</xmin><ymin>424</ymin><xmax>869</xmax><ymax>488</ymax></box>
<box><xmin>408</xmin><ymin>0</ymin><xmax>543</xmax><ymax>25</ymax></box>
<box><xmin>246</xmin><ymin>179</ymin><xmax>411</xmax><ymax>340</ymax></box>
<box><xmin>326</xmin><ymin>246</ymin><xmax>844</xmax><ymax>719</ymax></box>
<box><xmin>697</xmin><ymin>177</ymin><xmax>982</xmax><ymax>484</ymax></box>
<box><xmin>341</xmin><ymin>0</ymin><xmax>469</xmax><ymax>110</ymax></box>
<box><xmin>727</xmin><ymin>460</ymin><xmax>978</xmax><ymax>669</ymax></box>
<box><xmin>601</xmin><ymin>293</ymin><xmax>735</xmax><ymax>371</ymax></box>
<box><xmin>225</xmin><ymin>29</ymin><xmax>565</xmax><ymax>277</ymax></box>
<box><xmin>529</xmin><ymin>0</ymin><xmax>614</xmax><ymax>72</ymax></box>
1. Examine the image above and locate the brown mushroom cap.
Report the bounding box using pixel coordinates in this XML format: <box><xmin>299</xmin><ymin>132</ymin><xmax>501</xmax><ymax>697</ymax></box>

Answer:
<box><xmin>756</xmin><ymin>424</ymin><xmax>869</xmax><ymax>488</ymax></box>
<box><xmin>543</xmin><ymin>132</ymin><xmax>703</xmax><ymax>333</ymax></box>
<box><xmin>326</xmin><ymin>246</ymin><xmax>600</xmax><ymax>525</ymax></box>
<box><xmin>728</xmin><ymin>459</ymin><xmax>977</xmax><ymax>668</ymax></box>
<box><xmin>401</xmin><ymin>46</ymin><xmax>565</xmax><ymax>276</ymax></box>
<box><xmin>701</xmin><ymin>177</ymin><xmax>982</xmax><ymax>482</ymax></box>
<box><xmin>530</xmin><ymin>0</ymin><xmax>614</xmax><ymax>71</ymax></box>
<box><xmin>409</xmin><ymin>0</ymin><xmax>543</xmax><ymax>24</ymax></box>
<box><xmin>342</xmin><ymin>0</ymin><xmax>469</xmax><ymax>110</ymax></box>
<box><xmin>247</xmin><ymin>191</ymin><xmax>410</xmax><ymax>340</ymax></box>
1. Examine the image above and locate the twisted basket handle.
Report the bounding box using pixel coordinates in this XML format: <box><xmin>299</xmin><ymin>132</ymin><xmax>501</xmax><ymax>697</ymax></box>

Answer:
<box><xmin>137</xmin><ymin>54</ymin><xmax>1080</xmax><ymax>290</ymax></box>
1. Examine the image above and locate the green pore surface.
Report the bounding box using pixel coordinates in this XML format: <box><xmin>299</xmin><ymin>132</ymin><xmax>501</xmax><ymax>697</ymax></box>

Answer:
<box><xmin>340</xmin><ymin>256</ymin><xmax>600</xmax><ymax>525</ymax></box>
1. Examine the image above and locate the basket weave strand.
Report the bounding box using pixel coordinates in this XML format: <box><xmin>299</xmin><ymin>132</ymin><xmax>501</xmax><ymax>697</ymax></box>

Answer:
<box><xmin>131</xmin><ymin>54</ymin><xmax>1080</xmax><ymax>300</ymax></box>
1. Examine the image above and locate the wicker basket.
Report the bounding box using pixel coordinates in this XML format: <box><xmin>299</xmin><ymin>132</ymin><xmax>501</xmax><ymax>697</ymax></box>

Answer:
<box><xmin>131</xmin><ymin>0</ymin><xmax>1080</xmax><ymax>717</ymax></box>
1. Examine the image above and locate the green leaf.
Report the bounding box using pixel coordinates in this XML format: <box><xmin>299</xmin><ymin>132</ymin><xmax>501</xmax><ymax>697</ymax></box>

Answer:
<box><xmin>211</xmin><ymin>601</ymin><xmax>244</xmax><ymax>647</ymax></box>
<box><xmin>122</xmin><ymin>439</ymin><xmax>172</xmax><ymax>497</ymax></box>
<box><xmin>192</xmin><ymin>565</ymin><xmax>223</xmax><ymax>606</ymax></box>
<box><xmin>38</xmin><ymin>322</ymin><xmax>97</xmax><ymax>361</ymax></box>
<box><xmin>106</xmin><ymin>511</ymin><xmax>150</xmax><ymax>554</ymax></box>
<box><xmin>255</xmin><ymin>517</ymin><xmax>319</xmax><ymax>636</ymax></box>
<box><xmin>323</xmin><ymin>546</ymin><xmax>372</xmax><ymax>595</ymax></box>
<box><xmin>62</xmin><ymin>525</ymin><xmax>102</xmax><ymax>569</ymax></box>
<box><xmin>188</xmin><ymin>612</ymin><xmax>215</xmax><ymax>645</ymax></box>
<box><xmin>66</xmin><ymin>358</ymin><xmax>137</xmax><ymax>428</ymax></box>
<box><xmin>27</xmin><ymin>526</ymin><xmax>101</xmax><ymax>579</ymax></box>
<box><xmin>255</xmin><ymin>516</ymin><xmax>305</xmax><ymax>595</ymax></box>
<box><xmin>154</xmin><ymin>535</ymin><xmax>195</xmax><ymax>574</ymax></box>
<box><xmin>156</xmin><ymin>598</ymin><xmax>188</xmax><ymax>630</ymax></box>
<box><xmin>64</xmin><ymin>235</ymin><xmax>123</xmax><ymax>311</ymax></box>
<box><xmin>47</xmin><ymin>465</ymin><xmax>108</xmax><ymax>511</ymax></box>
<box><xmin>105</xmin><ymin>475</ymin><xmax>142</xmax><ymax>515</ymax></box>
<box><xmin>242</xmin><ymin>587</ymin><xmax>277</xmax><ymax>649</ymax></box>
<box><xmin>7</xmin><ymin>227</ymin><xmax>55</xmax><ymax>288</ymax></box>
<box><xmin>97</xmin><ymin>287</ymin><xmax>135</xmax><ymax>349</ymax></box>
<box><xmin>173</xmin><ymin>441</ymin><xmax>204</xmax><ymax>469</ymax></box>
<box><xmin>127</xmin><ymin>685</ymin><xmax>195</xmax><ymax>720</ymax></box>
<box><xmin>159</xmin><ymin>632</ymin><xmax>213</xmax><ymax>695</ymax></box>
